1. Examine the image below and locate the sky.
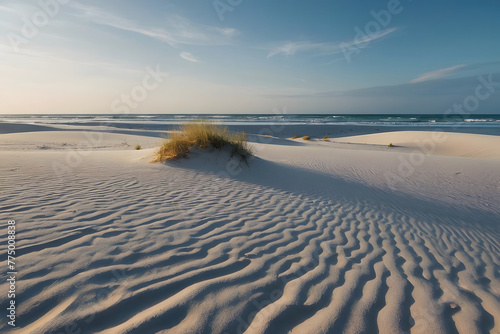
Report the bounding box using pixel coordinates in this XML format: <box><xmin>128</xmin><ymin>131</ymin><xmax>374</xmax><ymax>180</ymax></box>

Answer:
<box><xmin>1</xmin><ymin>0</ymin><xmax>499</xmax><ymax>114</ymax></box>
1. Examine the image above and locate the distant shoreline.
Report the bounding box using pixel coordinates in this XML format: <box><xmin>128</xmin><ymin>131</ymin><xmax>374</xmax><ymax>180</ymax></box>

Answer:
<box><xmin>1</xmin><ymin>113</ymin><xmax>500</xmax><ymax>128</ymax></box>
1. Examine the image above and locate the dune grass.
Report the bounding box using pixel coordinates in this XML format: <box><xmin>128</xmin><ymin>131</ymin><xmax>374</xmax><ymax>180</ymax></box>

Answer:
<box><xmin>152</xmin><ymin>122</ymin><xmax>252</xmax><ymax>163</ymax></box>
<box><xmin>291</xmin><ymin>135</ymin><xmax>299</xmax><ymax>139</ymax></box>
<box><xmin>302</xmin><ymin>136</ymin><xmax>311</xmax><ymax>140</ymax></box>
<box><xmin>388</xmin><ymin>143</ymin><xmax>394</xmax><ymax>147</ymax></box>
<box><xmin>135</xmin><ymin>144</ymin><xmax>142</xmax><ymax>150</ymax></box>
<box><xmin>322</xmin><ymin>135</ymin><xmax>329</xmax><ymax>141</ymax></box>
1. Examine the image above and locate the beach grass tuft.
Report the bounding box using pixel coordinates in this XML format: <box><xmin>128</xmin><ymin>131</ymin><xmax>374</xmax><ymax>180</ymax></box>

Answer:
<box><xmin>291</xmin><ymin>135</ymin><xmax>299</xmax><ymax>139</ymax></box>
<box><xmin>388</xmin><ymin>143</ymin><xmax>393</xmax><ymax>147</ymax></box>
<box><xmin>322</xmin><ymin>135</ymin><xmax>329</xmax><ymax>141</ymax></box>
<box><xmin>152</xmin><ymin>122</ymin><xmax>252</xmax><ymax>163</ymax></box>
<box><xmin>135</xmin><ymin>144</ymin><xmax>142</xmax><ymax>150</ymax></box>
<box><xmin>302</xmin><ymin>136</ymin><xmax>311</xmax><ymax>140</ymax></box>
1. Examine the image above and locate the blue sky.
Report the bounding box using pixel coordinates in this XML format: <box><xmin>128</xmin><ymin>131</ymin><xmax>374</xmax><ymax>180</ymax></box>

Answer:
<box><xmin>1</xmin><ymin>0</ymin><xmax>499</xmax><ymax>114</ymax></box>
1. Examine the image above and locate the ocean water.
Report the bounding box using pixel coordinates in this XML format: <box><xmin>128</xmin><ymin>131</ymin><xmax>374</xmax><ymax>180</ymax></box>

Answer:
<box><xmin>1</xmin><ymin>114</ymin><xmax>500</xmax><ymax>127</ymax></box>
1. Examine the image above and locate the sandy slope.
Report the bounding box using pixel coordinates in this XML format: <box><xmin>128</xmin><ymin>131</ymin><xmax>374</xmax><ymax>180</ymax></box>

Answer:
<box><xmin>0</xmin><ymin>123</ymin><xmax>499</xmax><ymax>334</ymax></box>
<box><xmin>334</xmin><ymin>131</ymin><xmax>500</xmax><ymax>159</ymax></box>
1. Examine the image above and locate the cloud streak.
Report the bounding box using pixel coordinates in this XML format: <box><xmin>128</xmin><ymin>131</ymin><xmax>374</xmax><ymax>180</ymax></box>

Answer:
<box><xmin>69</xmin><ymin>2</ymin><xmax>239</xmax><ymax>48</ymax></box>
<box><xmin>0</xmin><ymin>5</ymin><xmax>18</xmax><ymax>13</ymax></box>
<box><xmin>267</xmin><ymin>27</ymin><xmax>397</xmax><ymax>58</ymax></box>
<box><xmin>267</xmin><ymin>42</ymin><xmax>335</xmax><ymax>58</ymax></box>
<box><xmin>180</xmin><ymin>52</ymin><xmax>199</xmax><ymax>63</ymax></box>
<box><xmin>263</xmin><ymin>73</ymin><xmax>500</xmax><ymax>99</ymax></box>
<box><xmin>0</xmin><ymin>41</ymin><xmax>144</xmax><ymax>74</ymax></box>
<box><xmin>410</xmin><ymin>64</ymin><xmax>466</xmax><ymax>83</ymax></box>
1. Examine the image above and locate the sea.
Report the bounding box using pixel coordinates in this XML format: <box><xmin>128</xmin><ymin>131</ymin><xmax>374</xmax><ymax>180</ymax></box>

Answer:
<box><xmin>1</xmin><ymin>114</ymin><xmax>500</xmax><ymax>128</ymax></box>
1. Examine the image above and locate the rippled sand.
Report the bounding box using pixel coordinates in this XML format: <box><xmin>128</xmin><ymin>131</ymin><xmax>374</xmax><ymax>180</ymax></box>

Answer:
<box><xmin>0</xmin><ymin>123</ymin><xmax>499</xmax><ymax>333</ymax></box>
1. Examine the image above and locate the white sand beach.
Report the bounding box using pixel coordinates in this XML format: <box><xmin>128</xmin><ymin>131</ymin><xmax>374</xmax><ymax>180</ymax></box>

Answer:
<box><xmin>0</xmin><ymin>122</ymin><xmax>499</xmax><ymax>334</ymax></box>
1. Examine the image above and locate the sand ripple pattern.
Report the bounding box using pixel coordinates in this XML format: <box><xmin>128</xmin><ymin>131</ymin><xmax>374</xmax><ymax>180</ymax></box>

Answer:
<box><xmin>0</xmin><ymin>157</ymin><xmax>499</xmax><ymax>334</ymax></box>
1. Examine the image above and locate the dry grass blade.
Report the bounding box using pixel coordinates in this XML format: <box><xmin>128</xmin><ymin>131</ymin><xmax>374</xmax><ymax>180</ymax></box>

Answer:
<box><xmin>152</xmin><ymin>122</ymin><xmax>252</xmax><ymax>163</ymax></box>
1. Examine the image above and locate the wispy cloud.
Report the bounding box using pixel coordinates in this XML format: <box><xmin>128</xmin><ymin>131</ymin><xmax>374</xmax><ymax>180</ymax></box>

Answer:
<box><xmin>338</xmin><ymin>27</ymin><xmax>397</xmax><ymax>52</ymax></box>
<box><xmin>180</xmin><ymin>51</ymin><xmax>199</xmax><ymax>63</ymax></box>
<box><xmin>0</xmin><ymin>42</ymin><xmax>143</xmax><ymax>74</ymax></box>
<box><xmin>211</xmin><ymin>27</ymin><xmax>239</xmax><ymax>38</ymax></box>
<box><xmin>410</xmin><ymin>64</ymin><xmax>466</xmax><ymax>83</ymax></box>
<box><xmin>69</xmin><ymin>2</ymin><xmax>239</xmax><ymax>47</ymax></box>
<box><xmin>264</xmin><ymin>74</ymin><xmax>499</xmax><ymax>99</ymax></box>
<box><xmin>267</xmin><ymin>42</ymin><xmax>336</xmax><ymax>58</ymax></box>
<box><xmin>0</xmin><ymin>3</ymin><xmax>35</xmax><ymax>30</ymax></box>
<box><xmin>0</xmin><ymin>5</ymin><xmax>18</xmax><ymax>13</ymax></box>
<box><xmin>267</xmin><ymin>27</ymin><xmax>397</xmax><ymax>58</ymax></box>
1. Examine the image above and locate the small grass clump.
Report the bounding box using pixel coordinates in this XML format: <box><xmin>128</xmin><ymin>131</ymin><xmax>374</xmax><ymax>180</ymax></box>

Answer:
<box><xmin>302</xmin><ymin>136</ymin><xmax>311</xmax><ymax>140</ymax></box>
<box><xmin>152</xmin><ymin>122</ymin><xmax>252</xmax><ymax>163</ymax></box>
<box><xmin>135</xmin><ymin>144</ymin><xmax>142</xmax><ymax>150</ymax></box>
<box><xmin>388</xmin><ymin>143</ymin><xmax>393</xmax><ymax>147</ymax></box>
<box><xmin>291</xmin><ymin>135</ymin><xmax>299</xmax><ymax>139</ymax></box>
<box><xmin>322</xmin><ymin>135</ymin><xmax>329</xmax><ymax>141</ymax></box>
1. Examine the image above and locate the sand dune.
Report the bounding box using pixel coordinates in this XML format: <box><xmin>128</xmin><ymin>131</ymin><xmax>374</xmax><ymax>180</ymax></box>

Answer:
<box><xmin>0</xmin><ymin>123</ymin><xmax>499</xmax><ymax>333</ymax></box>
<box><xmin>335</xmin><ymin>131</ymin><xmax>500</xmax><ymax>159</ymax></box>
